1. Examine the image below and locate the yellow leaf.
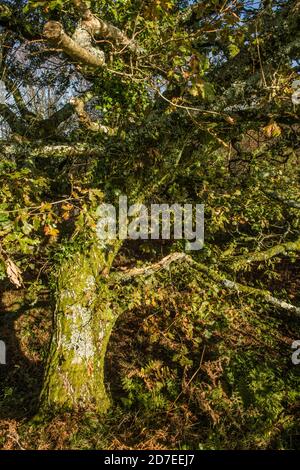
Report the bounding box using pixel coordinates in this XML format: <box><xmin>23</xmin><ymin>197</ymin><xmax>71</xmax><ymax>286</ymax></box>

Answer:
<box><xmin>62</xmin><ymin>203</ymin><xmax>73</xmax><ymax>211</ymax></box>
<box><xmin>263</xmin><ymin>121</ymin><xmax>281</xmax><ymax>138</ymax></box>
<box><xmin>40</xmin><ymin>202</ymin><xmax>52</xmax><ymax>212</ymax></box>
<box><xmin>189</xmin><ymin>86</ymin><xmax>199</xmax><ymax>97</ymax></box>
<box><xmin>44</xmin><ymin>225</ymin><xmax>59</xmax><ymax>238</ymax></box>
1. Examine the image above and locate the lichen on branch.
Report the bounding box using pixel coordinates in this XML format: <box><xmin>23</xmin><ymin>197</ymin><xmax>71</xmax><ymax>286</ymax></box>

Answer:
<box><xmin>43</xmin><ymin>0</ymin><xmax>139</xmax><ymax>69</ymax></box>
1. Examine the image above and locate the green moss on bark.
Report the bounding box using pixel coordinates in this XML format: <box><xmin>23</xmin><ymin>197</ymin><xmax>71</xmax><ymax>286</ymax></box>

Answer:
<box><xmin>40</xmin><ymin>245</ymin><xmax>119</xmax><ymax>414</ymax></box>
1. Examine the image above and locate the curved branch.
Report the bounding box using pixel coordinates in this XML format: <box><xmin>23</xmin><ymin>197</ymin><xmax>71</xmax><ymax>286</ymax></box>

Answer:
<box><xmin>43</xmin><ymin>21</ymin><xmax>105</xmax><ymax>68</ymax></box>
<box><xmin>117</xmin><ymin>252</ymin><xmax>300</xmax><ymax>317</ymax></box>
<box><xmin>72</xmin><ymin>0</ymin><xmax>139</xmax><ymax>52</ymax></box>
<box><xmin>221</xmin><ymin>279</ymin><xmax>300</xmax><ymax>317</ymax></box>
<box><xmin>117</xmin><ymin>252</ymin><xmax>187</xmax><ymax>281</ymax></box>
<box><xmin>43</xmin><ymin>1</ymin><xmax>140</xmax><ymax>68</ymax></box>
<box><xmin>70</xmin><ymin>97</ymin><xmax>117</xmax><ymax>135</ymax></box>
<box><xmin>229</xmin><ymin>237</ymin><xmax>300</xmax><ymax>270</ymax></box>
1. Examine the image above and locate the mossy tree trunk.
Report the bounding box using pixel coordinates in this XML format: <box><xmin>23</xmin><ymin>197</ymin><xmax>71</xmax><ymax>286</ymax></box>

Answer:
<box><xmin>40</xmin><ymin>244</ymin><xmax>120</xmax><ymax>413</ymax></box>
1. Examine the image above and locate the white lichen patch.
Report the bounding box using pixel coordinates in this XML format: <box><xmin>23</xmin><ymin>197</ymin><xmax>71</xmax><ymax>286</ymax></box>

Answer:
<box><xmin>60</xmin><ymin>289</ymin><xmax>76</xmax><ymax>301</ymax></box>
<box><xmin>60</xmin><ymin>304</ymin><xmax>95</xmax><ymax>365</ymax></box>
<box><xmin>98</xmin><ymin>328</ymin><xmax>105</xmax><ymax>342</ymax></box>
<box><xmin>83</xmin><ymin>275</ymin><xmax>96</xmax><ymax>294</ymax></box>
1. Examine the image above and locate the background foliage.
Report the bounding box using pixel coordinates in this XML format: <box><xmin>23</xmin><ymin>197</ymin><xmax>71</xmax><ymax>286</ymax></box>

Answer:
<box><xmin>0</xmin><ymin>0</ymin><xmax>299</xmax><ymax>449</ymax></box>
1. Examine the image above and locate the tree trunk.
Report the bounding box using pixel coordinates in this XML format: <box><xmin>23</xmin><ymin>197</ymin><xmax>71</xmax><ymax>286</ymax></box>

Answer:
<box><xmin>40</xmin><ymin>245</ymin><xmax>119</xmax><ymax>413</ymax></box>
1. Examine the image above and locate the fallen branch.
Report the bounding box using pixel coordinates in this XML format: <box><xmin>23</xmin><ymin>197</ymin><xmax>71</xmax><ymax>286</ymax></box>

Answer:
<box><xmin>117</xmin><ymin>252</ymin><xmax>188</xmax><ymax>281</ymax></box>
<box><xmin>264</xmin><ymin>190</ymin><xmax>300</xmax><ymax>209</ymax></box>
<box><xmin>117</xmin><ymin>252</ymin><xmax>300</xmax><ymax>317</ymax></box>
<box><xmin>229</xmin><ymin>237</ymin><xmax>300</xmax><ymax>270</ymax></box>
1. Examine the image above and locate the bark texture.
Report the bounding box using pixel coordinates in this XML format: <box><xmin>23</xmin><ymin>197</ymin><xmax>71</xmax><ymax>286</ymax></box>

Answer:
<box><xmin>40</xmin><ymin>246</ymin><xmax>119</xmax><ymax>413</ymax></box>
<box><xmin>43</xmin><ymin>1</ymin><xmax>138</xmax><ymax>69</ymax></box>
<box><xmin>43</xmin><ymin>21</ymin><xmax>105</xmax><ymax>68</ymax></box>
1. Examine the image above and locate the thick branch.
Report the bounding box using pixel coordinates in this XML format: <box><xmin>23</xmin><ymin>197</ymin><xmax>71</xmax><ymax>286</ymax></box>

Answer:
<box><xmin>118</xmin><ymin>252</ymin><xmax>300</xmax><ymax>317</ymax></box>
<box><xmin>0</xmin><ymin>142</ymin><xmax>103</xmax><ymax>159</ymax></box>
<box><xmin>230</xmin><ymin>237</ymin><xmax>300</xmax><ymax>270</ymax></box>
<box><xmin>0</xmin><ymin>99</ymin><xmax>75</xmax><ymax>139</ymax></box>
<box><xmin>39</xmin><ymin>102</ymin><xmax>75</xmax><ymax>135</ymax></box>
<box><xmin>117</xmin><ymin>253</ymin><xmax>187</xmax><ymax>281</ymax></box>
<box><xmin>221</xmin><ymin>279</ymin><xmax>300</xmax><ymax>316</ymax></box>
<box><xmin>72</xmin><ymin>0</ymin><xmax>138</xmax><ymax>52</ymax></box>
<box><xmin>43</xmin><ymin>1</ymin><xmax>139</xmax><ymax>68</ymax></box>
<box><xmin>0</xmin><ymin>88</ymin><xmax>108</xmax><ymax>138</ymax></box>
<box><xmin>70</xmin><ymin>97</ymin><xmax>117</xmax><ymax>135</ymax></box>
<box><xmin>2</xmin><ymin>75</ymin><xmax>36</xmax><ymax>122</ymax></box>
<box><xmin>264</xmin><ymin>190</ymin><xmax>300</xmax><ymax>209</ymax></box>
<box><xmin>0</xmin><ymin>104</ymin><xmax>27</xmax><ymax>134</ymax></box>
<box><xmin>43</xmin><ymin>21</ymin><xmax>105</xmax><ymax>68</ymax></box>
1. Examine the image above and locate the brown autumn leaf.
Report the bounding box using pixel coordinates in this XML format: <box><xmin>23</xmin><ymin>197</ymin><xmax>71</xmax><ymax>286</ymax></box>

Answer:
<box><xmin>6</xmin><ymin>258</ymin><xmax>23</xmax><ymax>288</ymax></box>
<box><xmin>62</xmin><ymin>203</ymin><xmax>73</xmax><ymax>211</ymax></box>
<box><xmin>225</xmin><ymin>116</ymin><xmax>236</xmax><ymax>125</ymax></box>
<box><xmin>62</xmin><ymin>211</ymin><xmax>70</xmax><ymax>221</ymax></box>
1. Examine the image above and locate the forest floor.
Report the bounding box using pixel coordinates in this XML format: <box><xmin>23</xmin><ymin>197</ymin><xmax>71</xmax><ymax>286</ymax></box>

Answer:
<box><xmin>1</xmin><ymin>247</ymin><xmax>300</xmax><ymax>450</ymax></box>
<box><xmin>0</xmin><ymin>286</ymin><xmax>194</xmax><ymax>450</ymax></box>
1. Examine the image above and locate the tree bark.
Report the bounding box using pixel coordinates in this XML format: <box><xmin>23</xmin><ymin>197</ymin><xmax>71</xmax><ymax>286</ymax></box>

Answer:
<box><xmin>43</xmin><ymin>2</ymin><xmax>139</xmax><ymax>69</ymax></box>
<box><xmin>43</xmin><ymin>21</ymin><xmax>105</xmax><ymax>68</ymax></box>
<box><xmin>40</xmin><ymin>245</ymin><xmax>120</xmax><ymax>413</ymax></box>
<box><xmin>0</xmin><ymin>143</ymin><xmax>104</xmax><ymax>160</ymax></box>
<box><xmin>0</xmin><ymin>104</ymin><xmax>27</xmax><ymax>135</ymax></box>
